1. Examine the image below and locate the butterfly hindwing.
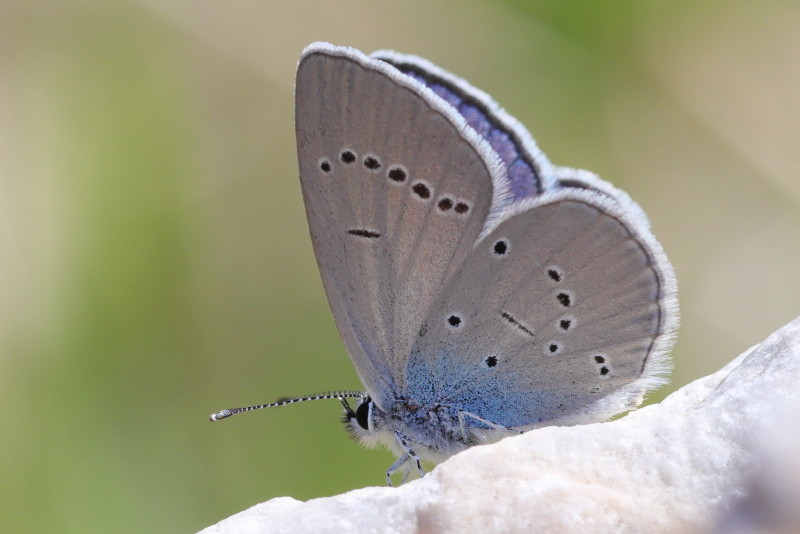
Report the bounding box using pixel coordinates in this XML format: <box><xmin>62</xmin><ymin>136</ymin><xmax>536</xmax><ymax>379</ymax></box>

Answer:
<box><xmin>406</xmin><ymin>190</ymin><xmax>677</xmax><ymax>429</ymax></box>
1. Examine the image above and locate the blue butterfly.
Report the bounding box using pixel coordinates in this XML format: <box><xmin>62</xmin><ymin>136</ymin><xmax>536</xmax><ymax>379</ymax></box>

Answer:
<box><xmin>211</xmin><ymin>42</ymin><xmax>678</xmax><ymax>486</ymax></box>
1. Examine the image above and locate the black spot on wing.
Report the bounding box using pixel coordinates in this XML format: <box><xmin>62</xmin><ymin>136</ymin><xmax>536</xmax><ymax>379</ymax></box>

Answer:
<box><xmin>500</xmin><ymin>311</ymin><xmax>535</xmax><ymax>337</ymax></box>
<box><xmin>348</xmin><ymin>229</ymin><xmax>381</xmax><ymax>239</ymax></box>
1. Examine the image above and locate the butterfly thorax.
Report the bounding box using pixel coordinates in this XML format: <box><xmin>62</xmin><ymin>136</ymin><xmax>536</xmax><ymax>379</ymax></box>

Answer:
<box><xmin>345</xmin><ymin>396</ymin><xmax>512</xmax><ymax>464</ymax></box>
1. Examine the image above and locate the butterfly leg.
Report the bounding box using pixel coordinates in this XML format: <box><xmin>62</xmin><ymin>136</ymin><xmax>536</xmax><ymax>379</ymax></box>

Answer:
<box><xmin>385</xmin><ymin>431</ymin><xmax>425</xmax><ymax>486</ymax></box>
<box><xmin>457</xmin><ymin>410</ymin><xmax>519</xmax><ymax>443</ymax></box>
<box><xmin>385</xmin><ymin>454</ymin><xmax>410</xmax><ymax>487</ymax></box>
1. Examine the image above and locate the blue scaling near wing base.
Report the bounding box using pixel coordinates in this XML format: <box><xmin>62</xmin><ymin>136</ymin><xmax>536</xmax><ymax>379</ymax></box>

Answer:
<box><xmin>404</xmin><ymin>348</ymin><xmax>590</xmax><ymax>429</ymax></box>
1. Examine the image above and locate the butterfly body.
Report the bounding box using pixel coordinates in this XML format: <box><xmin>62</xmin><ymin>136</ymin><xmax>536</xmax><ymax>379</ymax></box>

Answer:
<box><xmin>350</xmin><ymin>399</ymin><xmax>488</xmax><ymax>462</ymax></box>
<box><xmin>288</xmin><ymin>42</ymin><xmax>677</xmax><ymax>484</ymax></box>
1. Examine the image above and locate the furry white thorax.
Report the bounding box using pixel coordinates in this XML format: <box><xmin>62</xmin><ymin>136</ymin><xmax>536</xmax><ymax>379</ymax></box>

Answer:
<box><xmin>344</xmin><ymin>397</ymin><xmax>517</xmax><ymax>465</ymax></box>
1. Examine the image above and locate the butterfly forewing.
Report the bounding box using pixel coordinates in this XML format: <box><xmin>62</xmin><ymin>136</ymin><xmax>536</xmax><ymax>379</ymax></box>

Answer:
<box><xmin>371</xmin><ymin>50</ymin><xmax>555</xmax><ymax>198</ymax></box>
<box><xmin>406</xmin><ymin>191</ymin><xmax>675</xmax><ymax>428</ymax></box>
<box><xmin>295</xmin><ymin>45</ymin><xmax>503</xmax><ymax>407</ymax></box>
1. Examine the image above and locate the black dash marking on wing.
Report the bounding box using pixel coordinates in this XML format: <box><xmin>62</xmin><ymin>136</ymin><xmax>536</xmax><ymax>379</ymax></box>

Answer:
<box><xmin>500</xmin><ymin>311</ymin><xmax>535</xmax><ymax>337</ymax></box>
<box><xmin>347</xmin><ymin>229</ymin><xmax>381</xmax><ymax>239</ymax></box>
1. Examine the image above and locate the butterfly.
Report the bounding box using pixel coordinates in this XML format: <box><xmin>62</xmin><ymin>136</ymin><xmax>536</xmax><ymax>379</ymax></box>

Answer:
<box><xmin>211</xmin><ymin>42</ymin><xmax>678</xmax><ymax>486</ymax></box>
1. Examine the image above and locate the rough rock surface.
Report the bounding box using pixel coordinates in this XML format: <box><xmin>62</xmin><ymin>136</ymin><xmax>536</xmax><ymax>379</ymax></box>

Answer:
<box><xmin>199</xmin><ymin>317</ymin><xmax>800</xmax><ymax>534</ymax></box>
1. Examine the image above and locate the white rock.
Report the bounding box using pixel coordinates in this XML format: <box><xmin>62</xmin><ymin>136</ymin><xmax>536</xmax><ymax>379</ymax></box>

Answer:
<box><xmin>199</xmin><ymin>317</ymin><xmax>800</xmax><ymax>534</ymax></box>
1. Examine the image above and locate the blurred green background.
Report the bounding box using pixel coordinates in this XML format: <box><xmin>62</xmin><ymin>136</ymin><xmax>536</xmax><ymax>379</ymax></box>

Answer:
<box><xmin>2</xmin><ymin>0</ymin><xmax>799</xmax><ymax>532</ymax></box>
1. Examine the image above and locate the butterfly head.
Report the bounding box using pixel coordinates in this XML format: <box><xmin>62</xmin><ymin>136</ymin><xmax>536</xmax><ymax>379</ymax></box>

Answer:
<box><xmin>342</xmin><ymin>395</ymin><xmax>396</xmax><ymax>449</ymax></box>
<box><xmin>343</xmin><ymin>395</ymin><xmax>373</xmax><ymax>437</ymax></box>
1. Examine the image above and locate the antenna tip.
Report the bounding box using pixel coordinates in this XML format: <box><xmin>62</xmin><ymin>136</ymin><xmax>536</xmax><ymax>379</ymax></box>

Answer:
<box><xmin>210</xmin><ymin>409</ymin><xmax>233</xmax><ymax>421</ymax></box>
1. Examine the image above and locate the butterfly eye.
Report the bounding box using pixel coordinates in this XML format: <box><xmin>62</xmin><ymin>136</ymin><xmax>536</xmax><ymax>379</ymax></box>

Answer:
<box><xmin>355</xmin><ymin>399</ymin><xmax>370</xmax><ymax>430</ymax></box>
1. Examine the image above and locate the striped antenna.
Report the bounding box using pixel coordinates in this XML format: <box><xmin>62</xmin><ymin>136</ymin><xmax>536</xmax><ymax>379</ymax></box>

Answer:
<box><xmin>209</xmin><ymin>390</ymin><xmax>367</xmax><ymax>421</ymax></box>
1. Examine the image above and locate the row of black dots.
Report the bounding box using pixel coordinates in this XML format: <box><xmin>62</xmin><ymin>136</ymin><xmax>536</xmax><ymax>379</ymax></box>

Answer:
<box><xmin>410</xmin><ymin>179</ymin><xmax>471</xmax><ymax>218</ymax></box>
<box><xmin>548</xmin><ymin>265</ymin><xmax>574</xmax><ymax>357</ymax></box>
<box><xmin>593</xmin><ymin>354</ymin><xmax>611</xmax><ymax>377</ymax></box>
<box><xmin>318</xmin><ymin>149</ymin><xmax>472</xmax><ymax>216</ymax></box>
<box><xmin>549</xmin><ymin>296</ymin><xmax>606</xmax><ymax>376</ymax></box>
<box><xmin>549</xmin><ymin>266</ymin><xmax>573</xmax><ymax>311</ymax></box>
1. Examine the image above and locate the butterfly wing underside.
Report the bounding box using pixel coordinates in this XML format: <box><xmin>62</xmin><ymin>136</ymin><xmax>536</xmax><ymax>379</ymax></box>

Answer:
<box><xmin>406</xmin><ymin>191</ymin><xmax>677</xmax><ymax>429</ymax></box>
<box><xmin>295</xmin><ymin>44</ymin><xmax>505</xmax><ymax>408</ymax></box>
